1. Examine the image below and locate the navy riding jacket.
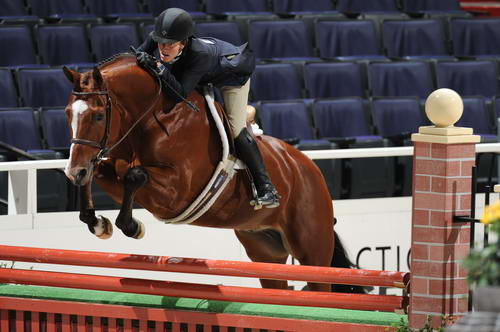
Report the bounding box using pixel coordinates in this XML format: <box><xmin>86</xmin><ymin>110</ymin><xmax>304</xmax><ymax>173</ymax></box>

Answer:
<box><xmin>137</xmin><ymin>36</ymin><xmax>255</xmax><ymax>103</ymax></box>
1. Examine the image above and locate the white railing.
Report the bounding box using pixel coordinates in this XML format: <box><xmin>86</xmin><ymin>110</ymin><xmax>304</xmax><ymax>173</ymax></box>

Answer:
<box><xmin>1</xmin><ymin>143</ymin><xmax>500</xmax><ymax>216</ymax></box>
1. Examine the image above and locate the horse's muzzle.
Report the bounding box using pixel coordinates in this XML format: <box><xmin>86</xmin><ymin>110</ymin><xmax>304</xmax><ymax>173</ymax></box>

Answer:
<box><xmin>65</xmin><ymin>166</ymin><xmax>91</xmax><ymax>186</ymax></box>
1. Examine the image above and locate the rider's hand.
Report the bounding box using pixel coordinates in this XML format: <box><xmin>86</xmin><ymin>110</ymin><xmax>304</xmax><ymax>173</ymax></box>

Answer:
<box><xmin>136</xmin><ymin>52</ymin><xmax>158</xmax><ymax>70</ymax></box>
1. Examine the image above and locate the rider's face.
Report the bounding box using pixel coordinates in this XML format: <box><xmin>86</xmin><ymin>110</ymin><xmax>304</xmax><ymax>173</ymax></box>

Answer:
<box><xmin>158</xmin><ymin>41</ymin><xmax>184</xmax><ymax>63</ymax></box>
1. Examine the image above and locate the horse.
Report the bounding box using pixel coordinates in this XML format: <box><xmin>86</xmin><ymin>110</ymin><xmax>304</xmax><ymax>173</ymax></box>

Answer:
<box><xmin>62</xmin><ymin>53</ymin><xmax>355</xmax><ymax>292</ymax></box>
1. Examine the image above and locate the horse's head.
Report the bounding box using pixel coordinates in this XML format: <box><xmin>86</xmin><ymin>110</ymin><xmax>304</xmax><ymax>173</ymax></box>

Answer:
<box><xmin>63</xmin><ymin>65</ymin><xmax>115</xmax><ymax>186</ymax></box>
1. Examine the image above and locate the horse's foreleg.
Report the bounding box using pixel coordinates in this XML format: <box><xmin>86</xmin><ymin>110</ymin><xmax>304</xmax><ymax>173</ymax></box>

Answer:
<box><xmin>115</xmin><ymin>166</ymin><xmax>148</xmax><ymax>239</ymax></box>
<box><xmin>79</xmin><ymin>183</ymin><xmax>113</xmax><ymax>239</ymax></box>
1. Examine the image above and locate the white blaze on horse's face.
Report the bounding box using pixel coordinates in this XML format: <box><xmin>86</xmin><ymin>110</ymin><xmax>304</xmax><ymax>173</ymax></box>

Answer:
<box><xmin>64</xmin><ymin>99</ymin><xmax>90</xmax><ymax>179</ymax></box>
<box><xmin>70</xmin><ymin>100</ymin><xmax>89</xmax><ymax>136</ymax></box>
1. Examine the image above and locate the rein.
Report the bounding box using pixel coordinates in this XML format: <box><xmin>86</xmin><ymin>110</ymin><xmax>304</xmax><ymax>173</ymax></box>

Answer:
<box><xmin>71</xmin><ymin>74</ymin><xmax>163</xmax><ymax>165</ymax></box>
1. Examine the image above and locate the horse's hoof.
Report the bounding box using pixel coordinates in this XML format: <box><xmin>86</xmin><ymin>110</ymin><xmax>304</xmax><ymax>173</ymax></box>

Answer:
<box><xmin>132</xmin><ymin>220</ymin><xmax>145</xmax><ymax>239</ymax></box>
<box><xmin>95</xmin><ymin>215</ymin><xmax>113</xmax><ymax>239</ymax></box>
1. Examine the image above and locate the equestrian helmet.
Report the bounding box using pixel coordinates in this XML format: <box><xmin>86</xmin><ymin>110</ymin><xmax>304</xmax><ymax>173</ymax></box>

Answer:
<box><xmin>150</xmin><ymin>8</ymin><xmax>194</xmax><ymax>44</ymax></box>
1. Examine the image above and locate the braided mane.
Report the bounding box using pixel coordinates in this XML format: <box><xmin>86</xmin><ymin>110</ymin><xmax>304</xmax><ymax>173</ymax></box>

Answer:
<box><xmin>97</xmin><ymin>52</ymin><xmax>136</xmax><ymax>69</ymax></box>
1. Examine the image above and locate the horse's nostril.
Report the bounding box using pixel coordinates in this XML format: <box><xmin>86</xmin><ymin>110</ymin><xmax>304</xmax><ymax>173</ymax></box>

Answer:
<box><xmin>76</xmin><ymin>168</ymin><xmax>87</xmax><ymax>182</ymax></box>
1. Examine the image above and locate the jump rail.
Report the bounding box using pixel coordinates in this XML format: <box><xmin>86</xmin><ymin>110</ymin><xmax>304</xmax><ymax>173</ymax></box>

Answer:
<box><xmin>0</xmin><ymin>245</ymin><xmax>409</xmax><ymax>313</ymax></box>
<box><xmin>0</xmin><ymin>245</ymin><xmax>409</xmax><ymax>289</ymax></box>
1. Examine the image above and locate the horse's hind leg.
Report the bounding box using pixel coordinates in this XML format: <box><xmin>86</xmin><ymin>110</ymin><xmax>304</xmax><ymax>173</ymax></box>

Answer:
<box><xmin>281</xmin><ymin>217</ymin><xmax>334</xmax><ymax>292</ymax></box>
<box><xmin>115</xmin><ymin>166</ymin><xmax>148</xmax><ymax>239</ymax></box>
<box><xmin>79</xmin><ymin>183</ymin><xmax>113</xmax><ymax>239</ymax></box>
<box><xmin>235</xmin><ymin>229</ymin><xmax>289</xmax><ymax>289</ymax></box>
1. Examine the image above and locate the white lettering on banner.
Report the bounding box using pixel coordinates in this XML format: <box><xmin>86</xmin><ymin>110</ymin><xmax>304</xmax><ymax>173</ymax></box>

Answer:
<box><xmin>356</xmin><ymin>245</ymin><xmax>411</xmax><ymax>272</ymax></box>
<box><xmin>333</xmin><ymin>196</ymin><xmax>412</xmax><ymax>273</ymax></box>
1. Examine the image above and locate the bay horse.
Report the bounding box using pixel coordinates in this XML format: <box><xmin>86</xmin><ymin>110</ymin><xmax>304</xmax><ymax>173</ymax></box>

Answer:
<box><xmin>62</xmin><ymin>54</ymin><xmax>354</xmax><ymax>292</ymax></box>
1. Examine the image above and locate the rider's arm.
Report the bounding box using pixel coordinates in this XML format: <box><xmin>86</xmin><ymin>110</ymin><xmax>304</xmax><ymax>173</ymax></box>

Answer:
<box><xmin>161</xmin><ymin>51</ymin><xmax>211</xmax><ymax>102</ymax></box>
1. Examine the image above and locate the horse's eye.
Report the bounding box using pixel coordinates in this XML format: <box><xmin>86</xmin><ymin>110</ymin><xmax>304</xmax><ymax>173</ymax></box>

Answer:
<box><xmin>94</xmin><ymin>112</ymin><xmax>105</xmax><ymax>121</ymax></box>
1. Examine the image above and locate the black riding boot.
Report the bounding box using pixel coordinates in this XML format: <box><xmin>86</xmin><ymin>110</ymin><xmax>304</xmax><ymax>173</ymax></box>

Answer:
<box><xmin>234</xmin><ymin>128</ymin><xmax>280</xmax><ymax>208</ymax></box>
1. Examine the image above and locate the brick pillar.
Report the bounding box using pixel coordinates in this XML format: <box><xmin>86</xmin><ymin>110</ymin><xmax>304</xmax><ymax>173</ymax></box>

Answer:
<box><xmin>409</xmin><ymin>89</ymin><xmax>480</xmax><ymax>329</ymax></box>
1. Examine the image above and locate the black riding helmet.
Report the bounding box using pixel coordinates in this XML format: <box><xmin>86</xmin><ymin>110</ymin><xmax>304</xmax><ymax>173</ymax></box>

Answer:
<box><xmin>150</xmin><ymin>8</ymin><xmax>195</xmax><ymax>44</ymax></box>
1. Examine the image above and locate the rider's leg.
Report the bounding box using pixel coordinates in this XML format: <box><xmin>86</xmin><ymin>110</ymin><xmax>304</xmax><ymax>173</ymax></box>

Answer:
<box><xmin>221</xmin><ymin>79</ymin><xmax>279</xmax><ymax>208</ymax></box>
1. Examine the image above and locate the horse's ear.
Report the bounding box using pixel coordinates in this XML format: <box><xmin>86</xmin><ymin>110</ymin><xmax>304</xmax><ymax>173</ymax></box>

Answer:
<box><xmin>92</xmin><ymin>67</ymin><xmax>104</xmax><ymax>87</ymax></box>
<box><xmin>63</xmin><ymin>66</ymin><xmax>82</xmax><ymax>91</ymax></box>
<box><xmin>63</xmin><ymin>66</ymin><xmax>79</xmax><ymax>83</ymax></box>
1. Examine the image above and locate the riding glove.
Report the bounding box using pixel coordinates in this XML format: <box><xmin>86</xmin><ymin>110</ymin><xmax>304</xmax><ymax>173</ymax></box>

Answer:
<box><xmin>136</xmin><ymin>52</ymin><xmax>159</xmax><ymax>71</ymax></box>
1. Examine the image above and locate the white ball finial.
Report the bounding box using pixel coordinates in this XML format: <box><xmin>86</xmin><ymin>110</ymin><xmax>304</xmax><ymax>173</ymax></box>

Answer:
<box><xmin>425</xmin><ymin>88</ymin><xmax>463</xmax><ymax>128</ymax></box>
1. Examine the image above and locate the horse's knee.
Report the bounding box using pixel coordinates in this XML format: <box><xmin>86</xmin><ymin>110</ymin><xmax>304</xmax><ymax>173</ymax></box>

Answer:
<box><xmin>124</xmin><ymin>166</ymin><xmax>148</xmax><ymax>190</ymax></box>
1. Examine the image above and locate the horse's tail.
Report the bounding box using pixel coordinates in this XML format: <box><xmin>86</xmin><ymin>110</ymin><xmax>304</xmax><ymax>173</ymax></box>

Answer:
<box><xmin>331</xmin><ymin>228</ymin><xmax>370</xmax><ymax>294</ymax></box>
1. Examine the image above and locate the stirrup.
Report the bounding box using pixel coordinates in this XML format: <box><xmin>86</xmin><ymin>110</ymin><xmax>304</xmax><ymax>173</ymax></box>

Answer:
<box><xmin>250</xmin><ymin>183</ymin><xmax>280</xmax><ymax>210</ymax></box>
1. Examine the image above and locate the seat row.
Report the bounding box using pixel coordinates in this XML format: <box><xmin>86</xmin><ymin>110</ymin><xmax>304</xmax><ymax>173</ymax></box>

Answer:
<box><xmin>254</xmin><ymin>96</ymin><xmax>498</xmax><ymax>198</ymax></box>
<box><xmin>255</xmin><ymin>97</ymin><xmax>498</xmax><ymax>145</ymax></box>
<box><xmin>2</xmin><ymin>59</ymin><xmax>500</xmax><ymax>109</ymax></box>
<box><xmin>0</xmin><ymin>0</ymin><xmax>466</xmax><ymax>20</ymax></box>
<box><xmin>0</xmin><ymin>95</ymin><xmax>496</xmax><ymax>157</ymax></box>
<box><xmin>251</xmin><ymin>60</ymin><xmax>500</xmax><ymax>102</ymax></box>
<box><xmin>2</xmin><ymin>15</ymin><xmax>499</xmax><ymax>68</ymax></box>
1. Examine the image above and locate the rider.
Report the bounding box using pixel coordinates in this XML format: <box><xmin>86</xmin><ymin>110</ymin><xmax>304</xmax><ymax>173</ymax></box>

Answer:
<box><xmin>135</xmin><ymin>8</ymin><xmax>279</xmax><ymax>208</ymax></box>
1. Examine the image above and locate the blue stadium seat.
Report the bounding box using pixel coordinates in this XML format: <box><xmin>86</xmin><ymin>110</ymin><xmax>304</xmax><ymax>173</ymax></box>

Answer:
<box><xmin>251</xmin><ymin>63</ymin><xmax>303</xmax><ymax>101</ymax></box>
<box><xmin>368</xmin><ymin>61</ymin><xmax>435</xmax><ymax>98</ymax></box>
<box><xmin>37</xmin><ymin>25</ymin><xmax>93</xmax><ymax>66</ymax></box>
<box><xmin>0</xmin><ymin>25</ymin><xmax>37</xmax><ymax>67</ymax></box>
<box><xmin>16</xmin><ymin>68</ymin><xmax>73</xmax><ymax>107</ymax></box>
<box><xmin>272</xmin><ymin>0</ymin><xmax>336</xmax><ymax>14</ymax></box>
<box><xmin>315</xmin><ymin>19</ymin><xmax>386</xmax><ymax>60</ymax></box>
<box><xmin>195</xmin><ymin>22</ymin><xmax>242</xmax><ymax>45</ymax></box>
<box><xmin>435</xmin><ymin>60</ymin><xmax>499</xmax><ymax>98</ymax></box>
<box><xmin>205</xmin><ymin>0</ymin><xmax>271</xmax><ymax>15</ymax></box>
<box><xmin>494</xmin><ymin>97</ymin><xmax>500</xmax><ymax>121</ymax></box>
<box><xmin>248</xmin><ymin>20</ymin><xmax>316</xmax><ymax>60</ymax></box>
<box><xmin>0</xmin><ymin>0</ymin><xmax>27</xmax><ymax>16</ymax></box>
<box><xmin>258</xmin><ymin>100</ymin><xmax>315</xmax><ymax>141</ymax></box>
<box><xmin>450</xmin><ymin>18</ymin><xmax>500</xmax><ymax>58</ymax></box>
<box><xmin>0</xmin><ymin>69</ymin><xmax>18</xmax><ymax>107</ymax></box>
<box><xmin>456</xmin><ymin>97</ymin><xmax>495</xmax><ymax>140</ymax></box>
<box><xmin>382</xmin><ymin>19</ymin><xmax>451</xmax><ymax>59</ymax></box>
<box><xmin>86</xmin><ymin>0</ymin><xmax>145</xmax><ymax>16</ymax></box>
<box><xmin>0</xmin><ymin>108</ymin><xmax>69</xmax><ymax>212</ymax></box>
<box><xmin>371</xmin><ymin>97</ymin><xmax>427</xmax><ymax>196</ymax></box>
<box><xmin>0</xmin><ymin>109</ymin><xmax>44</xmax><ymax>151</ymax></box>
<box><xmin>145</xmin><ymin>0</ymin><xmax>205</xmax><ymax>17</ymax></box>
<box><xmin>336</xmin><ymin>0</ymin><xmax>400</xmax><ymax>14</ymax></box>
<box><xmin>312</xmin><ymin>98</ymin><xmax>395</xmax><ymax>198</ymax></box>
<box><xmin>40</xmin><ymin>108</ymin><xmax>71</xmax><ymax>152</ymax></box>
<box><xmin>75</xmin><ymin>64</ymin><xmax>97</xmax><ymax>73</ymax></box>
<box><xmin>27</xmin><ymin>0</ymin><xmax>86</xmax><ymax>17</ymax></box>
<box><xmin>312</xmin><ymin>98</ymin><xmax>377</xmax><ymax>140</ymax></box>
<box><xmin>371</xmin><ymin>97</ymin><xmax>427</xmax><ymax>138</ymax></box>
<box><xmin>401</xmin><ymin>0</ymin><xmax>465</xmax><ymax>15</ymax></box>
<box><xmin>90</xmin><ymin>24</ymin><xmax>140</xmax><ymax>62</ymax></box>
<box><xmin>304</xmin><ymin>62</ymin><xmax>367</xmax><ymax>98</ymax></box>
<box><xmin>141</xmin><ymin>23</ymin><xmax>154</xmax><ymax>42</ymax></box>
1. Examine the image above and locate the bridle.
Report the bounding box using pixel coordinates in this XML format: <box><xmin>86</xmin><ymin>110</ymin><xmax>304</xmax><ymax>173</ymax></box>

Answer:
<box><xmin>70</xmin><ymin>75</ymin><xmax>162</xmax><ymax>165</ymax></box>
